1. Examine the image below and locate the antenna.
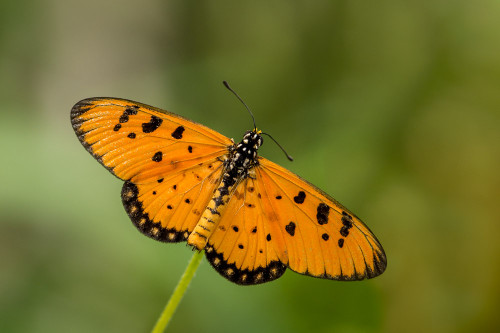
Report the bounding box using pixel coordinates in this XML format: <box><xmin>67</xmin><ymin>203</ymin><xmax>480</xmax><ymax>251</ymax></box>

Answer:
<box><xmin>223</xmin><ymin>80</ymin><xmax>293</xmax><ymax>162</ymax></box>
<box><xmin>262</xmin><ymin>132</ymin><xmax>294</xmax><ymax>161</ymax></box>
<box><xmin>223</xmin><ymin>81</ymin><xmax>257</xmax><ymax>130</ymax></box>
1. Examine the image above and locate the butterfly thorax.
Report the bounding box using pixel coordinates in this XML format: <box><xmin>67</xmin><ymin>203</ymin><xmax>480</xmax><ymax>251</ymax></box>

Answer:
<box><xmin>225</xmin><ymin>130</ymin><xmax>263</xmax><ymax>179</ymax></box>
<box><xmin>187</xmin><ymin>130</ymin><xmax>263</xmax><ymax>250</ymax></box>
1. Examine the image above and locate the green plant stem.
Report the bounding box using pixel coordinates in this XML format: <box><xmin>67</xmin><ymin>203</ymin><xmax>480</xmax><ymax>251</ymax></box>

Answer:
<box><xmin>151</xmin><ymin>250</ymin><xmax>204</xmax><ymax>333</ymax></box>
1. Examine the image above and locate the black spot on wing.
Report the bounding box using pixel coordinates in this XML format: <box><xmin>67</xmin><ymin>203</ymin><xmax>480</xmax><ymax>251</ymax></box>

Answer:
<box><xmin>124</xmin><ymin>105</ymin><xmax>139</xmax><ymax>115</ymax></box>
<box><xmin>113</xmin><ymin>124</ymin><xmax>121</xmax><ymax>131</ymax></box>
<box><xmin>127</xmin><ymin>132</ymin><xmax>136</xmax><ymax>139</ymax></box>
<box><xmin>339</xmin><ymin>211</ymin><xmax>353</xmax><ymax>237</ymax></box>
<box><xmin>119</xmin><ymin>114</ymin><xmax>129</xmax><ymax>123</ymax></box>
<box><xmin>338</xmin><ymin>238</ymin><xmax>344</xmax><ymax>248</ymax></box>
<box><xmin>171</xmin><ymin>126</ymin><xmax>185</xmax><ymax>139</ymax></box>
<box><xmin>152</xmin><ymin>151</ymin><xmax>163</xmax><ymax>162</ymax></box>
<box><xmin>285</xmin><ymin>222</ymin><xmax>296</xmax><ymax>236</ymax></box>
<box><xmin>142</xmin><ymin>115</ymin><xmax>163</xmax><ymax>133</ymax></box>
<box><xmin>341</xmin><ymin>211</ymin><xmax>353</xmax><ymax>228</ymax></box>
<box><xmin>293</xmin><ymin>191</ymin><xmax>306</xmax><ymax>204</ymax></box>
<box><xmin>316</xmin><ymin>203</ymin><xmax>330</xmax><ymax>225</ymax></box>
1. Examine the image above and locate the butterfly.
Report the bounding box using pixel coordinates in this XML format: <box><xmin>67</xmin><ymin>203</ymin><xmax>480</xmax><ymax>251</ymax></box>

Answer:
<box><xmin>70</xmin><ymin>85</ymin><xmax>386</xmax><ymax>285</ymax></box>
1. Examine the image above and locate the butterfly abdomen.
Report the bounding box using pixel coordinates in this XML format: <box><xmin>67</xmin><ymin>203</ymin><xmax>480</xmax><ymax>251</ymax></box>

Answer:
<box><xmin>187</xmin><ymin>130</ymin><xmax>263</xmax><ymax>250</ymax></box>
<box><xmin>187</xmin><ymin>184</ymin><xmax>232</xmax><ymax>250</ymax></box>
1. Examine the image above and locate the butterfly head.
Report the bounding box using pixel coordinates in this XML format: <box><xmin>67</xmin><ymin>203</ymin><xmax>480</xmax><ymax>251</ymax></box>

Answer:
<box><xmin>242</xmin><ymin>129</ymin><xmax>264</xmax><ymax>149</ymax></box>
<box><xmin>231</xmin><ymin>129</ymin><xmax>263</xmax><ymax>165</ymax></box>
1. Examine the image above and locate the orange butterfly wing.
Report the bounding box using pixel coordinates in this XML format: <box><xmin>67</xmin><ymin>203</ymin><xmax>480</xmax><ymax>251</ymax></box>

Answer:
<box><xmin>257</xmin><ymin>158</ymin><xmax>386</xmax><ymax>280</ymax></box>
<box><xmin>205</xmin><ymin>176</ymin><xmax>287</xmax><ymax>284</ymax></box>
<box><xmin>71</xmin><ymin>97</ymin><xmax>231</xmax><ymax>242</ymax></box>
<box><xmin>204</xmin><ymin>157</ymin><xmax>386</xmax><ymax>284</ymax></box>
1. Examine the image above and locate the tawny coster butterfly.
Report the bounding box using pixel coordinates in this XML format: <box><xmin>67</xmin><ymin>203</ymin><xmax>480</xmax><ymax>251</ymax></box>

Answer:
<box><xmin>70</xmin><ymin>82</ymin><xmax>386</xmax><ymax>285</ymax></box>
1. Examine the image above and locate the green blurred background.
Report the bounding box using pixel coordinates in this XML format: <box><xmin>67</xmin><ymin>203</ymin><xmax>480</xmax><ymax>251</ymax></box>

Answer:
<box><xmin>1</xmin><ymin>1</ymin><xmax>499</xmax><ymax>332</ymax></box>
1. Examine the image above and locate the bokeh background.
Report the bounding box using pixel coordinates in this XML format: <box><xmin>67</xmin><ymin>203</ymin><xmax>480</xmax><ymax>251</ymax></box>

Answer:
<box><xmin>1</xmin><ymin>1</ymin><xmax>499</xmax><ymax>332</ymax></box>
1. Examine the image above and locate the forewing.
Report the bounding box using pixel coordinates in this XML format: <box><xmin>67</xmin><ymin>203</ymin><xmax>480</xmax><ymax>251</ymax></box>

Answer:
<box><xmin>71</xmin><ymin>97</ymin><xmax>231</xmax><ymax>183</ymax></box>
<box><xmin>256</xmin><ymin>158</ymin><xmax>387</xmax><ymax>280</ymax></box>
